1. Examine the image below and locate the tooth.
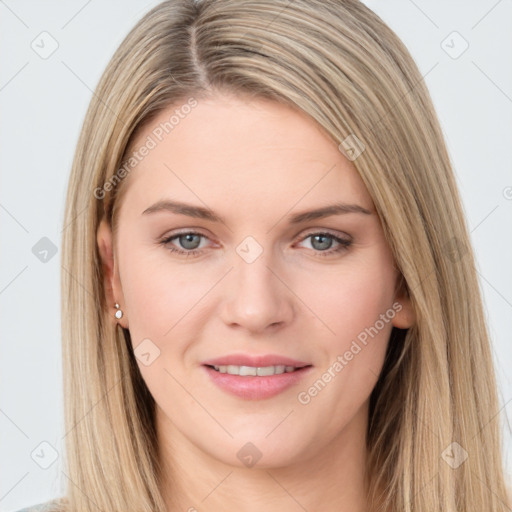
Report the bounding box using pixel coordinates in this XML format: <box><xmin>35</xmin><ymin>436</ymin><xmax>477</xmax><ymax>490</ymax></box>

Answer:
<box><xmin>256</xmin><ymin>366</ymin><xmax>275</xmax><ymax>376</ymax></box>
<box><xmin>239</xmin><ymin>366</ymin><xmax>257</xmax><ymax>376</ymax></box>
<box><xmin>213</xmin><ymin>364</ymin><xmax>299</xmax><ymax>376</ymax></box>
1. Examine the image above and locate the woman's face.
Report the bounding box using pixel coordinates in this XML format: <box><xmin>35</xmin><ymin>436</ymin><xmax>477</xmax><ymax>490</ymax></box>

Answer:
<box><xmin>98</xmin><ymin>93</ymin><xmax>414</xmax><ymax>469</ymax></box>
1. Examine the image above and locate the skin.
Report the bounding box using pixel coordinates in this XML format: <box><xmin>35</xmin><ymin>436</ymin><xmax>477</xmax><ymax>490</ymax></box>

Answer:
<box><xmin>97</xmin><ymin>92</ymin><xmax>415</xmax><ymax>512</ymax></box>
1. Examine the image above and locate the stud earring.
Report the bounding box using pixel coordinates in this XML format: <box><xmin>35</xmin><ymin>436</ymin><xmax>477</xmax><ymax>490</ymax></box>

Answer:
<box><xmin>114</xmin><ymin>303</ymin><xmax>123</xmax><ymax>319</ymax></box>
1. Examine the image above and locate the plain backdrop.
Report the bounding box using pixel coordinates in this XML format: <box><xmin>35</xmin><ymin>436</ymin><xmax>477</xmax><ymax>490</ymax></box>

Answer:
<box><xmin>1</xmin><ymin>1</ymin><xmax>511</xmax><ymax>510</ymax></box>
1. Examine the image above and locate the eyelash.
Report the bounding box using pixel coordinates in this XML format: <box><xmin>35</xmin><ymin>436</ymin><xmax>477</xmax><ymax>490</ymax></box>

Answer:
<box><xmin>159</xmin><ymin>230</ymin><xmax>352</xmax><ymax>259</ymax></box>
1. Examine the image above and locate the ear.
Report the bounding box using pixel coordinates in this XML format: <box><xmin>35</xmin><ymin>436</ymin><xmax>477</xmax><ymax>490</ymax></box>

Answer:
<box><xmin>391</xmin><ymin>275</ymin><xmax>415</xmax><ymax>329</ymax></box>
<box><xmin>96</xmin><ymin>218</ymin><xmax>128</xmax><ymax>328</ymax></box>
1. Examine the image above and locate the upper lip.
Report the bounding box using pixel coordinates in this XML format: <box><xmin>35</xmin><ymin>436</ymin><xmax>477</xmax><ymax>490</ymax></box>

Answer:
<box><xmin>202</xmin><ymin>354</ymin><xmax>311</xmax><ymax>368</ymax></box>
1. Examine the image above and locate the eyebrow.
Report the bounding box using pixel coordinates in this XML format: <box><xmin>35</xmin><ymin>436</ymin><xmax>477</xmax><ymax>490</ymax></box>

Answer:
<box><xmin>142</xmin><ymin>199</ymin><xmax>373</xmax><ymax>224</ymax></box>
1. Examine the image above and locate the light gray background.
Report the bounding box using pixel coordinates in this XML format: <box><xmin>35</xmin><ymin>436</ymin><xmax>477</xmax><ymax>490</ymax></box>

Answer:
<box><xmin>1</xmin><ymin>1</ymin><xmax>511</xmax><ymax>510</ymax></box>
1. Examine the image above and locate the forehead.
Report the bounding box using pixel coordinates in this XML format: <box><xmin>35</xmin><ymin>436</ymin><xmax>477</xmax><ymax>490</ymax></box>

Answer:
<box><xmin>120</xmin><ymin>94</ymin><xmax>373</xmax><ymax>218</ymax></box>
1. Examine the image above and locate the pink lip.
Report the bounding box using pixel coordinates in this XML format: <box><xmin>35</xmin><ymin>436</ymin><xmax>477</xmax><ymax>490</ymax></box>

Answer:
<box><xmin>202</xmin><ymin>354</ymin><xmax>311</xmax><ymax>368</ymax></box>
<box><xmin>202</xmin><ymin>353</ymin><xmax>313</xmax><ymax>400</ymax></box>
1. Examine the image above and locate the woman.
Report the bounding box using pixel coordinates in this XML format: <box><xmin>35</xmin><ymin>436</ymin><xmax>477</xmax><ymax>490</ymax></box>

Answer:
<box><xmin>17</xmin><ymin>0</ymin><xmax>510</xmax><ymax>510</ymax></box>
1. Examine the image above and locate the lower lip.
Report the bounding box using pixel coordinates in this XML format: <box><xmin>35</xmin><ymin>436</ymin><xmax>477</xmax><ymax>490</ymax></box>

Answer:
<box><xmin>203</xmin><ymin>365</ymin><xmax>313</xmax><ymax>400</ymax></box>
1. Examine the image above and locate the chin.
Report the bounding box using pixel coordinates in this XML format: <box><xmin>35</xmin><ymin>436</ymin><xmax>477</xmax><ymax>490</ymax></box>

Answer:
<box><xmin>203</xmin><ymin>432</ymin><xmax>315</xmax><ymax>470</ymax></box>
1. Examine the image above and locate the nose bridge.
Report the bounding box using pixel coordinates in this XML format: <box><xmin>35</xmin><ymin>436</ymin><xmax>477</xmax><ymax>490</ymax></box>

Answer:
<box><xmin>221</xmin><ymin>235</ymin><xmax>294</xmax><ymax>332</ymax></box>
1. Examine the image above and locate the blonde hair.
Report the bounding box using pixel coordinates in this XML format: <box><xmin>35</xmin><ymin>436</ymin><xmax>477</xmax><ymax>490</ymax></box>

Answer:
<box><xmin>58</xmin><ymin>1</ymin><xmax>509</xmax><ymax>510</ymax></box>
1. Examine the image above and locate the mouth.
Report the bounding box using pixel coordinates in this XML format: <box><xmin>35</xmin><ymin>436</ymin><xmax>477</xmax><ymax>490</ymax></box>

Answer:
<box><xmin>201</xmin><ymin>355</ymin><xmax>313</xmax><ymax>400</ymax></box>
<box><xmin>205</xmin><ymin>364</ymin><xmax>310</xmax><ymax>376</ymax></box>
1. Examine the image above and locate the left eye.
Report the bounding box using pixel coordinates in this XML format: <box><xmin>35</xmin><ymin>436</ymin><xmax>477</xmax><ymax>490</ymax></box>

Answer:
<box><xmin>297</xmin><ymin>232</ymin><xmax>352</xmax><ymax>255</ymax></box>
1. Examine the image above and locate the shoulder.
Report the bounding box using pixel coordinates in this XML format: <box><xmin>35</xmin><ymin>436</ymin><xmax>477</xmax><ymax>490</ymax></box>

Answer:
<box><xmin>13</xmin><ymin>499</ymin><xmax>62</xmax><ymax>512</ymax></box>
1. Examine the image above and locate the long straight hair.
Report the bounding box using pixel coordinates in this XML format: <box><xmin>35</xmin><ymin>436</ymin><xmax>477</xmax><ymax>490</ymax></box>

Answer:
<box><xmin>59</xmin><ymin>1</ymin><xmax>510</xmax><ymax>510</ymax></box>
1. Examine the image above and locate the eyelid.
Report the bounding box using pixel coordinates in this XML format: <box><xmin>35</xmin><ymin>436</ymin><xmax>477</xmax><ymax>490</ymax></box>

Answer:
<box><xmin>159</xmin><ymin>229</ymin><xmax>216</xmax><ymax>247</ymax></box>
<box><xmin>160</xmin><ymin>227</ymin><xmax>213</xmax><ymax>240</ymax></box>
<box><xmin>295</xmin><ymin>227</ymin><xmax>351</xmax><ymax>241</ymax></box>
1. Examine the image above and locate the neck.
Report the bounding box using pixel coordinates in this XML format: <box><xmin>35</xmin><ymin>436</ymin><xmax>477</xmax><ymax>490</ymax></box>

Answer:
<box><xmin>157</xmin><ymin>401</ymin><xmax>372</xmax><ymax>512</ymax></box>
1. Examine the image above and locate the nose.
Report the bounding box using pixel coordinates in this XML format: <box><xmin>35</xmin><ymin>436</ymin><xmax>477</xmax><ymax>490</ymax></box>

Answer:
<box><xmin>220</xmin><ymin>251</ymin><xmax>295</xmax><ymax>334</ymax></box>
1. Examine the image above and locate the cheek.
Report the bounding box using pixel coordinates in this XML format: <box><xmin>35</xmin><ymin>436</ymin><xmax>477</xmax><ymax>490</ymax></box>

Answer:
<box><xmin>296</xmin><ymin>252</ymin><xmax>397</xmax><ymax>345</ymax></box>
<box><xmin>118</xmin><ymin>242</ymin><xmax>209</xmax><ymax>346</ymax></box>
<box><xmin>120</xmin><ymin>236</ymin><xmax>397</xmax><ymax>348</ymax></box>
<box><xmin>118</xmin><ymin>248</ymin><xmax>211</xmax><ymax>397</ymax></box>
<box><xmin>290</xmin><ymin>248</ymin><xmax>397</xmax><ymax>407</ymax></box>
<box><xmin>292</xmin><ymin>264</ymin><xmax>396</xmax><ymax>432</ymax></box>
